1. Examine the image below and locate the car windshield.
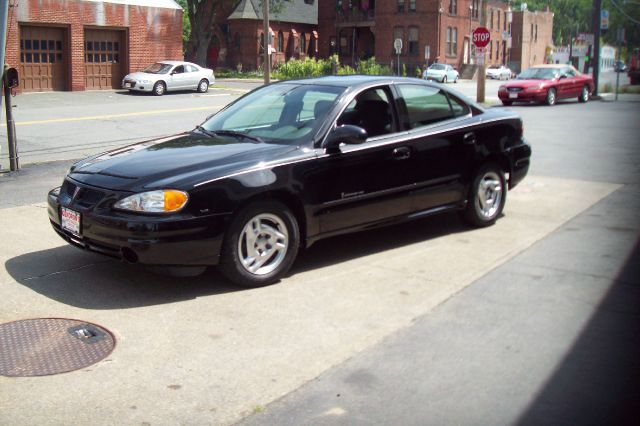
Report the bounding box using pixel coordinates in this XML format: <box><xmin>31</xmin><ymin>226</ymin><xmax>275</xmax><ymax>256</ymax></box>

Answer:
<box><xmin>517</xmin><ymin>67</ymin><xmax>559</xmax><ymax>80</ymax></box>
<box><xmin>429</xmin><ymin>64</ymin><xmax>446</xmax><ymax>70</ymax></box>
<box><xmin>143</xmin><ymin>63</ymin><xmax>173</xmax><ymax>74</ymax></box>
<box><xmin>201</xmin><ymin>83</ymin><xmax>345</xmax><ymax>145</ymax></box>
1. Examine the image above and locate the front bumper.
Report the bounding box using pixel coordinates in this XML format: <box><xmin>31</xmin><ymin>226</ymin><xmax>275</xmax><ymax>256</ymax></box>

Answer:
<box><xmin>499</xmin><ymin>90</ymin><xmax>546</xmax><ymax>103</ymax></box>
<box><xmin>48</xmin><ymin>185</ymin><xmax>230</xmax><ymax>266</ymax></box>
<box><xmin>122</xmin><ymin>79</ymin><xmax>154</xmax><ymax>92</ymax></box>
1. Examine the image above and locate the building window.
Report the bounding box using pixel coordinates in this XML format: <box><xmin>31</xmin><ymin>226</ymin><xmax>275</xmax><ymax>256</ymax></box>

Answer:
<box><xmin>340</xmin><ymin>34</ymin><xmax>349</xmax><ymax>56</ymax></box>
<box><xmin>472</xmin><ymin>0</ymin><xmax>479</xmax><ymax>19</ymax></box>
<box><xmin>490</xmin><ymin>10</ymin><xmax>494</xmax><ymax>29</ymax></box>
<box><xmin>234</xmin><ymin>33</ymin><xmax>241</xmax><ymax>49</ymax></box>
<box><xmin>535</xmin><ymin>24</ymin><xmax>538</xmax><ymax>42</ymax></box>
<box><xmin>504</xmin><ymin>12</ymin><xmax>507</xmax><ymax>30</ymax></box>
<box><xmin>301</xmin><ymin>33</ymin><xmax>306</xmax><ymax>54</ymax></box>
<box><xmin>449</xmin><ymin>0</ymin><xmax>457</xmax><ymax>15</ymax></box>
<box><xmin>393</xmin><ymin>27</ymin><xmax>404</xmax><ymax>53</ymax></box>
<box><xmin>397</xmin><ymin>0</ymin><xmax>405</xmax><ymax>12</ymax></box>
<box><xmin>277</xmin><ymin>31</ymin><xmax>284</xmax><ymax>52</ymax></box>
<box><xmin>409</xmin><ymin>0</ymin><xmax>416</xmax><ymax>12</ymax></box>
<box><xmin>489</xmin><ymin>40</ymin><xmax>493</xmax><ymax>59</ymax></box>
<box><xmin>408</xmin><ymin>27</ymin><xmax>419</xmax><ymax>55</ymax></box>
<box><xmin>446</xmin><ymin>27</ymin><xmax>457</xmax><ymax>55</ymax></box>
<box><xmin>496</xmin><ymin>41</ymin><xmax>500</xmax><ymax>61</ymax></box>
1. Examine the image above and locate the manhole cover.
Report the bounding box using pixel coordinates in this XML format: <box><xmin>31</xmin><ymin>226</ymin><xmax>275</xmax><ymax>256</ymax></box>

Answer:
<box><xmin>0</xmin><ymin>318</ymin><xmax>115</xmax><ymax>377</ymax></box>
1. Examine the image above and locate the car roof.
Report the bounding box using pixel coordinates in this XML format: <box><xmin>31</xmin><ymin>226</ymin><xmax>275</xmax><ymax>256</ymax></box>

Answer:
<box><xmin>158</xmin><ymin>60</ymin><xmax>196</xmax><ymax>66</ymax></box>
<box><xmin>529</xmin><ymin>64</ymin><xmax>567</xmax><ymax>69</ymax></box>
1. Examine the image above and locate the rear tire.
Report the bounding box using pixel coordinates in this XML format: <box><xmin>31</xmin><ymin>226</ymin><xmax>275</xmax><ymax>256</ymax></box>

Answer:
<box><xmin>153</xmin><ymin>81</ymin><xmax>166</xmax><ymax>96</ymax></box>
<box><xmin>220</xmin><ymin>201</ymin><xmax>299</xmax><ymax>287</ymax></box>
<box><xmin>578</xmin><ymin>85</ymin><xmax>590</xmax><ymax>103</ymax></box>
<box><xmin>461</xmin><ymin>163</ymin><xmax>506</xmax><ymax>227</ymax></box>
<box><xmin>545</xmin><ymin>88</ymin><xmax>557</xmax><ymax>106</ymax></box>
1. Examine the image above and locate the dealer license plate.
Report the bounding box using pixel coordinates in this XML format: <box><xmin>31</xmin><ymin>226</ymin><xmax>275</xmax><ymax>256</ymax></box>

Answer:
<box><xmin>509</xmin><ymin>92</ymin><xmax>518</xmax><ymax>99</ymax></box>
<box><xmin>61</xmin><ymin>207</ymin><xmax>81</xmax><ymax>236</ymax></box>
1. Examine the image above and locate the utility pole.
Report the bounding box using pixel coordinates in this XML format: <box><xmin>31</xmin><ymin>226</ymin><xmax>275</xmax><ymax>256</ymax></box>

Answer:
<box><xmin>476</xmin><ymin>0</ymin><xmax>486</xmax><ymax>103</ymax></box>
<box><xmin>1</xmin><ymin>0</ymin><xmax>9</xmax><ymax>171</ymax></box>
<box><xmin>592</xmin><ymin>0</ymin><xmax>601</xmax><ymax>96</ymax></box>
<box><xmin>263</xmin><ymin>0</ymin><xmax>270</xmax><ymax>84</ymax></box>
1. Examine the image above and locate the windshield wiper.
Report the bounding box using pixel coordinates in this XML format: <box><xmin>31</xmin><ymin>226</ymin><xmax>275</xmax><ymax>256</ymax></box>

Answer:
<box><xmin>193</xmin><ymin>125</ymin><xmax>218</xmax><ymax>138</ymax></box>
<box><xmin>213</xmin><ymin>130</ymin><xmax>264</xmax><ymax>143</ymax></box>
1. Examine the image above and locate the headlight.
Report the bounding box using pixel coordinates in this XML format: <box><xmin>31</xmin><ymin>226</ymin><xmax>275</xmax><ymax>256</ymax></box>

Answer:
<box><xmin>498</xmin><ymin>85</ymin><xmax>506</xmax><ymax>92</ymax></box>
<box><xmin>50</xmin><ymin>187</ymin><xmax>61</xmax><ymax>197</ymax></box>
<box><xmin>114</xmin><ymin>190</ymin><xmax>189</xmax><ymax>213</ymax></box>
<box><xmin>526</xmin><ymin>85</ymin><xmax>542</xmax><ymax>92</ymax></box>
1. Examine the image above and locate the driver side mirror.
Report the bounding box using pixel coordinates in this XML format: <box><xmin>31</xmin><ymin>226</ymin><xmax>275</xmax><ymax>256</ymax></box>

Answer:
<box><xmin>323</xmin><ymin>125</ymin><xmax>368</xmax><ymax>153</ymax></box>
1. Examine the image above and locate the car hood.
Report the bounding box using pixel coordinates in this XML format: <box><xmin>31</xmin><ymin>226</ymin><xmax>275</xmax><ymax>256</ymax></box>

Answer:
<box><xmin>124</xmin><ymin>71</ymin><xmax>163</xmax><ymax>81</ymax></box>
<box><xmin>68</xmin><ymin>133</ymin><xmax>301</xmax><ymax>192</ymax></box>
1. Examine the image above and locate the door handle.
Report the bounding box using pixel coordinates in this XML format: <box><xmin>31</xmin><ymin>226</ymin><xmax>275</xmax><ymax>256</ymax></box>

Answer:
<box><xmin>463</xmin><ymin>132</ymin><xmax>476</xmax><ymax>145</ymax></box>
<box><xmin>392</xmin><ymin>146</ymin><xmax>411</xmax><ymax>160</ymax></box>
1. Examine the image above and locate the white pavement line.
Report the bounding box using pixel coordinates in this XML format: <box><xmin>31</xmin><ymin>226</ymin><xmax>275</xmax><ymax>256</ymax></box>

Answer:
<box><xmin>0</xmin><ymin>176</ymin><xmax>620</xmax><ymax>426</ymax></box>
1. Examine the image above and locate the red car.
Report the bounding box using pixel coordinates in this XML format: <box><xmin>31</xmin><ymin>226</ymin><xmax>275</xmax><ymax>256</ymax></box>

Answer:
<box><xmin>498</xmin><ymin>64</ymin><xmax>594</xmax><ymax>106</ymax></box>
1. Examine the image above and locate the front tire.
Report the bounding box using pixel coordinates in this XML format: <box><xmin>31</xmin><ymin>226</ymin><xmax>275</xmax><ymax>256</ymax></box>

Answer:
<box><xmin>461</xmin><ymin>163</ymin><xmax>506</xmax><ymax>227</ymax></box>
<box><xmin>197</xmin><ymin>79</ymin><xmax>209</xmax><ymax>93</ymax></box>
<box><xmin>545</xmin><ymin>88</ymin><xmax>557</xmax><ymax>106</ymax></box>
<box><xmin>501</xmin><ymin>100</ymin><xmax>513</xmax><ymax>106</ymax></box>
<box><xmin>442</xmin><ymin>76</ymin><xmax>448</xmax><ymax>83</ymax></box>
<box><xmin>578</xmin><ymin>85</ymin><xmax>590</xmax><ymax>103</ymax></box>
<box><xmin>153</xmin><ymin>81</ymin><xmax>166</xmax><ymax>96</ymax></box>
<box><xmin>220</xmin><ymin>201</ymin><xmax>300</xmax><ymax>287</ymax></box>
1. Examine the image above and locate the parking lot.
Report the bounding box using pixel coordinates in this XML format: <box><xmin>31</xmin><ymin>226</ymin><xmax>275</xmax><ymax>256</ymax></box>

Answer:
<box><xmin>1</xmin><ymin>81</ymin><xmax>639</xmax><ymax>425</ymax></box>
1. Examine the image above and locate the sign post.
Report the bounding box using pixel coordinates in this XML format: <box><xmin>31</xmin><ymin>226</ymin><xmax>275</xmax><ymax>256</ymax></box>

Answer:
<box><xmin>394</xmin><ymin>38</ymin><xmax>403</xmax><ymax>76</ymax></box>
<box><xmin>472</xmin><ymin>26</ymin><xmax>490</xmax><ymax>103</ymax></box>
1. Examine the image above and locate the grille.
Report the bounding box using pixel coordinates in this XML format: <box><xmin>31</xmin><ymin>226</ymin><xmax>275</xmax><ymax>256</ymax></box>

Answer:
<box><xmin>61</xmin><ymin>179</ymin><xmax>106</xmax><ymax>208</ymax></box>
<box><xmin>507</xmin><ymin>87</ymin><xmax>524</xmax><ymax>93</ymax></box>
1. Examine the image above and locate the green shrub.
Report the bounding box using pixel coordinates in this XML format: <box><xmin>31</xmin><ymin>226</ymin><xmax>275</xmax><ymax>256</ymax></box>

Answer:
<box><xmin>338</xmin><ymin>65</ymin><xmax>356</xmax><ymax>75</ymax></box>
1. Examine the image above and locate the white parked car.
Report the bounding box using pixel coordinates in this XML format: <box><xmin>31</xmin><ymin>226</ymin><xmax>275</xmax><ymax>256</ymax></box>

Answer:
<box><xmin>486</xmin><ymin>64</ymin><xmax>512</xmax><ymax>80</ymax></box>
<box><xmin>423</xmin><ymin>63</ymin><xmax>459</xmax><ymax>83</ymax></box>
<box><xmin>122</xmin><ymin>61</ymin><xmax>215</xmax><ymax>95</ymax></box>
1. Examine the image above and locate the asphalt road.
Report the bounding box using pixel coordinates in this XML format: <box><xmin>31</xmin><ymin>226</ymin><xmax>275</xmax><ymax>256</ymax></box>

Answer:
<box><xmin>0</xmin><ymin>81</ymin><xmax>638</xmax><ymax>425</ymax></box>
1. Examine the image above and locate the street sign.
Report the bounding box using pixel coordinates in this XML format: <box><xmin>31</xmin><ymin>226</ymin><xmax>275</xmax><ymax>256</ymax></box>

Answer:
<box><xmin>601</xmin><ymin>9</ymin><xmax>609</xmax><ymax>30</ymax></box>
<box><xmin>475</xmin><ymin>47</ymin><xmax>486</xmax><ymax>65</ymax></box>
<box><xmin>394</xmin><ymin>38</ymin><xmax>403</xmax><ymax>54</ymax></box>
<box><xmin>472</xmin><ymin>27</ymin><xmax>491</xmax><ymax>48</ymax></box>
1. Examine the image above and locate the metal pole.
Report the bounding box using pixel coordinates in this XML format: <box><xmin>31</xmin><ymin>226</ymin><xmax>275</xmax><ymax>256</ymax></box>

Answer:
<box><xmin>476</xmin><ymin>0</ymin><xmax>486</xmax><ymax>103</ymax></box>
<box><xmin>4</xmin><ymin>82</ymin><xmax>18</xmax><ymax>170</ymax></box>
<box><xmin>263</xmin><ymin>0</ymin><xmax>270</xmax><ymax>84</ymax></box>
<box><xmin>615</xmin><ymin>39</ymin><xmax>621</xmax><ymax>101</ymax></box>
<box><xmin>592</xmin><ymin>0</ymin><xmax>601</xmax><ymax>96</ymax></box>
<box><xmin>1</xmin><ymin>1</ymin><xmax>9</xmax><ymax>171</ymax></box>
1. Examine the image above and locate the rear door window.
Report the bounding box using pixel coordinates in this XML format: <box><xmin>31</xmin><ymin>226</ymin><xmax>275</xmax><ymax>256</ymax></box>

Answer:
<box><xmin>396</xmin><ymin>84</ymin><xmax>455</xmax><ymax>129</ymax></box>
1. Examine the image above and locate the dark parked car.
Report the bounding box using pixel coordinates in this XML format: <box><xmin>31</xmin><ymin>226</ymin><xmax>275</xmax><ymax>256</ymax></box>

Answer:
<box><xmin>498</xmin><ymin>64</ymin><xmax>593</xmax><ymax>106</ymax></box>
<box><xmin>48</xmin><ymin>76</ymin><xmax>531</xmax><ymax>287</ymax></box>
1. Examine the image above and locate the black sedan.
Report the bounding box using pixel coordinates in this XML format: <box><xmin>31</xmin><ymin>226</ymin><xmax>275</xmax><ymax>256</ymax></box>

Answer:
<box><xmin>48</xmin><ymin>76</ymin><xmax>531</xmax><ymax>287</ymax></box>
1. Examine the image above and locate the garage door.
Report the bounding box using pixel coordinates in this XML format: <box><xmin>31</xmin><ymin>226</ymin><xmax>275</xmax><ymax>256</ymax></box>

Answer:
<box><xmin>84</xmin><ymin>29</ymin><xmax>125</xmax><ymax>90</ymax></box>
<box><xmin>19</xmin><ymin>26</ymin><xmax>67</xmax><ymax>92</ymax></box>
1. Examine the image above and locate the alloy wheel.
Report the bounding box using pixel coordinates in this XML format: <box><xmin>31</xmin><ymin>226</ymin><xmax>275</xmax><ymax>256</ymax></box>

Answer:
<box><xmin>237</xmin><ymin>213</ymin><xmax>289</xmax><ymax>276</ymax></box>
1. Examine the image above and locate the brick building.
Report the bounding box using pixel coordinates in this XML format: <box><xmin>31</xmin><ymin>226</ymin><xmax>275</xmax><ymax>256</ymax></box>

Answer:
<box><xmin>509</xmin><ymin>7</ymin><xmax>554</xmax><ymax>73</ymax></box>
<box><xmin>318</xmin><ymin>0</ymin><xmax>512</xmax><ymax>73</ymax></box>
<box><xmin>225</xmin><ymin>0</ymin><xmax>318</xmax><ymax>71</ymax></box>
<box><xmin>5</xmin><ymin>0</ymin><xmax>183</xmax><ymax>92</ymax></box>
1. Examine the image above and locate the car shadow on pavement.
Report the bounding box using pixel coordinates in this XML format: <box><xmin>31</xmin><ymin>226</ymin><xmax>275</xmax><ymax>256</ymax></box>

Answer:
<box><xmin>291</xmin><ymin>211</ymin><xmax>472</xmax><ymax>274</ymax></box>
<box><xmin>5</xmin><ymin>246</ymin><xmax>240</xmax><ymax>310</ymax></box>
<box><xmin>5</xmin><ymin>211</ymin><xmax>479</xmax><ymax>310</ymax></box>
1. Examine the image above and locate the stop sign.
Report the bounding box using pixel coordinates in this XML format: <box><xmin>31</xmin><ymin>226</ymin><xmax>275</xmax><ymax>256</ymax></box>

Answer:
<box><xmin>472</xmin><ymin>27</ymin><xmax>491</xmax><ymax>48</ymax></box>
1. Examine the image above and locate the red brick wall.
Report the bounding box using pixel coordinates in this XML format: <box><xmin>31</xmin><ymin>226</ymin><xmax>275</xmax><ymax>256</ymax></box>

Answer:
<box><xmin>318</xmin><ymin>0</ymin><xmax>507</xmax><ymax>72</ymax></box>
<box><xmin>5</xmin><ymin>0</ymin><xmax>183</xmax><ymax>91</ymax></box>
<box><xmin>226</xmin><ymin>20</ymin><xmax>318</xmax><ymax>71</ymax></box>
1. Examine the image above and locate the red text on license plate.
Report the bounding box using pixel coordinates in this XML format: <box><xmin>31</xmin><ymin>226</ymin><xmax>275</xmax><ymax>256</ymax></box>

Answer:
<box><xmin>61</xmin><ymin>207</ymin><xmax>81</xmax><ymax>236</ymax></box>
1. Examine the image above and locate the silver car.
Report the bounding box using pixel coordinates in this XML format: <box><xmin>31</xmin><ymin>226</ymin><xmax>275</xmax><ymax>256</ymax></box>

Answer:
<box><xmin>423</xmin><ymin>63</ymin><xmax>459</xmax><ymax>83</ymax></box>
<box><xmin>122</xmin><ymin>61</ymin><xmax>215</xmax><ymax>95</ymax></box>
<box><xmin>486</xmin><ymin>64</ymin><xmax>512</xmax><ymax>80</ymax></box>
